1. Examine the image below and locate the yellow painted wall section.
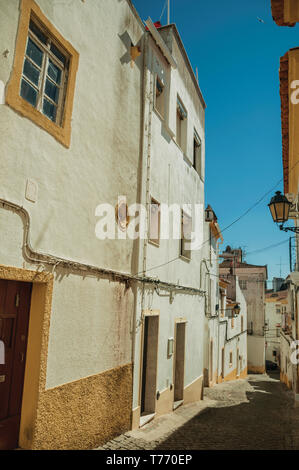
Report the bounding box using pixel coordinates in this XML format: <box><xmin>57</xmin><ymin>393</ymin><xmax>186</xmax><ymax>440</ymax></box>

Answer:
<box><xmin>31</xmin><ymin>364</ymin><xmax>133</xmax><ymax>450</ymax></box>
<box><xmin>288</xmin><ymin>49</ymin><xmax>299</xmax><ymax>196</ymax></box>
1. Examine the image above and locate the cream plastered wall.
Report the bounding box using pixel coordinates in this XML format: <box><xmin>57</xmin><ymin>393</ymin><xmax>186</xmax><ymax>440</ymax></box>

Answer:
<box><xmin>265</xmin><ymin>300</ymin><xmax>281</xmax><ymax>362</ymax></box>
<box><xmin>132</xmin><ymin>29</ymin><xmax>206</xmax><ymax>414</ymax></box>
<box><xmin>0</xmin><ymin>0</ymin><xmax>144</xmax><ymax>389</ymax></box>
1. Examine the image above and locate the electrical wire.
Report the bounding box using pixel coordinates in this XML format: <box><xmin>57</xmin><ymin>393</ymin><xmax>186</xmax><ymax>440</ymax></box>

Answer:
<box><xmin>246</xmin><ymin>239</ymin><xmax>289</xmax><ymax>256</ymax></box>
<box><xmin>159</xmin><ymin>0</ymin><xmax>167</xmax><ymax>21</ymax></box>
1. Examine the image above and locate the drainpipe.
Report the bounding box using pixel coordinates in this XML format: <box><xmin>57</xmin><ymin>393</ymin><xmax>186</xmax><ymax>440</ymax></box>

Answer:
<box><xmin>130</xmin><ymin>31</ymin><xmax>148</xmax><ymax>385</ymax></box>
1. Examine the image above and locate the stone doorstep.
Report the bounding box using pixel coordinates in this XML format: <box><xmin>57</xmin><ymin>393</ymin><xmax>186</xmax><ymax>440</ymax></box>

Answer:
<box><xmin>126</xmin><ymin>397</ymin><xmax>217</xmax><ymax>443</ymax></box>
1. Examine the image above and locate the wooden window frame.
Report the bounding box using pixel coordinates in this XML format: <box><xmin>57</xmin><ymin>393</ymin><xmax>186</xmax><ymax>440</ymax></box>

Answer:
<box><xmin>154</xmin><ymin>75</ymin><xmax>165</xmax><ymax>120</ymax></box>
<box><xmin>176</xmin><ymin>95</ymin><xmax>187</xmax><ymax>152</ymax></box>
<box><xmin>193</xmin><ymin>129</ymin><xmax>201</xmax><ymax>176</ymax></box>
<box><xmin>6</xmin><ymin>0</ymin><xmax>79</xmax><ymax>148</ymax></box>
<box><xmin>180</xmin><ymin>210</ymin><xmax>192</xmax><ymax>261</ymax></box>
<box><xmin>149</xmin><ymin>197</ymin><xmax>161</xmax><ymax>247</ymax></box>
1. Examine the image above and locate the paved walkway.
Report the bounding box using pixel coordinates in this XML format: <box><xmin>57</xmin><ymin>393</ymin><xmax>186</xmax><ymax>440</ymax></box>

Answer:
<box><xmin>96</xmin><ymin>372</ymin><xmax>299</xmax><ymax>450</ymax></box>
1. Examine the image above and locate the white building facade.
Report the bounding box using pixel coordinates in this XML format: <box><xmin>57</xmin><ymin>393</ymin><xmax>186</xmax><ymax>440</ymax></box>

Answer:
<box><xmin>131</xmin><ymin>21</ymin><xmax>207</xmax><ymax>428</ymax></box>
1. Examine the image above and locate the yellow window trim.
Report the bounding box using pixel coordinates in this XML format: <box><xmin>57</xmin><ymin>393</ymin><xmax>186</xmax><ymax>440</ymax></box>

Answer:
<box><xmin>6</xmin><ymin>0</ymin><xmax>79</xmax><ymax>148</ymax></box>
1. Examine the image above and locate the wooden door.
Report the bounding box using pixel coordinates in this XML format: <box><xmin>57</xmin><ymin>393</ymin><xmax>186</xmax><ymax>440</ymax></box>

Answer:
<box><xmin>174</xmin><ymin>322</ymin><xmax>186</xmax><ymax>403</ymax></box>
<box><xmin>140</xmin><ymin>315</ymin><xmax>159</xmax><ymax>416</ymax></box>
<box><xmin>221</xmin><ymin>348</ymin><xmax>224</xmax><ymax>379</ymax></box>
<box><xmin>0</xmin><ymin>280</ymin><xmax>32</xmax><ymax>450</ymax></box>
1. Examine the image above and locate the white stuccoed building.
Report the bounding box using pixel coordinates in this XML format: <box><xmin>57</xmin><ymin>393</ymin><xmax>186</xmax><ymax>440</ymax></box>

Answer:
<box><xmin>131</xmin><ymin>19</ymin><xmax>207</xmax><ymax>428</ymax></box>
<box><xmin>0</xmin><ymin>0</ymin><xmax>211</xmax><ymax>449</ymax></box>
<box><xmin>0</xmin><ymin>0</ymin><xmax>145</xmax><ymax>450</ymax></box>
<box><xmin>202</xmin><ymin>208</ymin><xmax>247</xmax><ymax>387</ymax></box>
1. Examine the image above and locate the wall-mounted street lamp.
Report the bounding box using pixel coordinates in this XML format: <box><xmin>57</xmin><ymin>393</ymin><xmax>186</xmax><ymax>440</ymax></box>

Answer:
<box><xmin>219</xmin><ymin>303</ymin><xmax>241</xmax><ymax>318</ymax></box>
<box><xmin>233</xmin><ymin>304</ymin><xmax>241</xmax><ymax>316</ymax></box>
<box><xmin>268</xmin><ymin>191</ymin><xmax>299</xmax><ymax>233</ymax></box>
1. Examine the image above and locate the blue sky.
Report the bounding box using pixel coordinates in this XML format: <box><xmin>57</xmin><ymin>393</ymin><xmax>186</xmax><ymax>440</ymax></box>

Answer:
<box><xmin>132</xmin><ymin>0</ymin><xmax>299</xmax><ymax>286</ymax></box>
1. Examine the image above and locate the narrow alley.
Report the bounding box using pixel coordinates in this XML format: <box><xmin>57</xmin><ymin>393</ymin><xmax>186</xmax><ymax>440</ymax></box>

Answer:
<box><xmin>97</xmin><ymin>373</ymin><xmax>299</xmax><ymax>451</ymax></box>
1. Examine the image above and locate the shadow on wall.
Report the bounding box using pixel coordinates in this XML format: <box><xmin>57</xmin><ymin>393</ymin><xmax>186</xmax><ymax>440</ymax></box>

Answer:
<box><xmin>153</xmin><ymin>372</ymin><xmax>296</xmax><ymax>450</ymax></box>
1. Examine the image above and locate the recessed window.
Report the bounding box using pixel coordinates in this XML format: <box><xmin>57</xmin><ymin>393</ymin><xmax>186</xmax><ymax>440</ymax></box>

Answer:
<box><xmin>155</xmin><ymin>76</ymin><xmax>165</xmax><ymax>119</ymax></box>
<box><xmin>149</xmin><ymin>198</ymin><xmax>160</xmax><ymax>246</ymax></box>
<box><xmin>20</xmin><ymin>19</ymin><xmax>68</xmax><ymax>125</ymax></box>
<box><xmin>180</xmin><ymin>210</ymin><xmax>192</xmax><ymax>260</ymax></box>
<box><xmin>239</xmin><ymin>280</ymin><xmax>247</xmax><ymax>290</ymax></box>
<box><xmin>176</xmin><ymin>96</ymin><xmax>187</xmax><ymax>151</ymax></box>
<box><xmin>229</xmin><ymin>352</ymin><xmax>233</xmax><ymax>366</ymax></box>
<box><xmin>6</xmin><ymin>0</ymin><xmax>79</xmax><ymax>147</ymax></box>
<box><xmin>193</xmin><ymin>130</ymin><xmax>202</xmax><ymax>175</ymax></box>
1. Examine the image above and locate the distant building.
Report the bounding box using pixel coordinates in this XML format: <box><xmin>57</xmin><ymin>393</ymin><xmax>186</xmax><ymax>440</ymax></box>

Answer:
<box><xmin>265</xmin><ymin>287</ymin><xmax>288</xmax><ymax>365</ymax></box>
<box><xmin>219</xmin><ymin>247</ymin><xmax>267</xmax><ymax>374</ymax></box>
<box><xmin>202</xmin><ymin>213</ymin><xmax>247</xmax><ymax>387</ymax></box>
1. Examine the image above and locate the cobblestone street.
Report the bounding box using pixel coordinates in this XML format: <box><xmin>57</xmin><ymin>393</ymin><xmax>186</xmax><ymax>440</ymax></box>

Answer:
<box><xmin>96</xmin><ymin>372</ymin><xmax>299</xmax><ymax>451</ymax></box>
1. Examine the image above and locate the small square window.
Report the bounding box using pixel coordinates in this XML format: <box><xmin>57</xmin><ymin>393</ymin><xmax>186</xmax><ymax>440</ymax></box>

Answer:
<box><xmin>20</xmin><ymin>19</ymin><xmax>68</xmax><ymax>125</ymax></box>
<box><xmin>6</xmin><ymin>0</ymin><xmax>79</xmax><ymax>147</ymax></box>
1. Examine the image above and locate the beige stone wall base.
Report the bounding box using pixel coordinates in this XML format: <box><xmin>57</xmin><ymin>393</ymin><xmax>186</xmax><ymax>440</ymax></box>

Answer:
<box><xmin>156</xmin><ymin>387</ymin><xmax>174</xmax><ymax>417</ymax></box>
<box><xmin>131</xmin><ymin>406</ymin><xmax>141</xmax><ymax>430</ymax></box>
<box><xmin>248</xmin><ymin>364</ymin><xmax>266</xmax><ymax>374</ymax></box>
<box><xmin>184</xmin><ymin>375</ymin><xmax>203</xmax><ymax>404</ymax></box>
<box><xmin>30</xmin><ymin>363</ymin><xmax>133</xmax><ymax>450</ymax></box>
<box><xmin>208</xmin><ymin>372</ymin><xmax>218</xmax><ymax>388</ymax></box>
<box><xmin>239</xmin><ymin>367</ymin><xmax>248</xmax><ymax>379</ymax></box>
<box><xmin>223</xmin><ymin>368</ymin><xmax>237</xmax><ymax>382</ymax></box>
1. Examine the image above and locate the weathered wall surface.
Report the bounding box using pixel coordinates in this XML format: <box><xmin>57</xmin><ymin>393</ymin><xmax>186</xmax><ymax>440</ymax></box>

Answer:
<box><xmin>247</xmin><ymin>336</ymin><xmax>266</xmax><ymax>373</ymax></box>
<box><xmin>0</xmin><ymin>0</ymin><xmax>144</xmax><ymax>449</ymax></box>
<box><xmin>132</xmin><ymin>27</ymin><xmax>206</xmax><ymax>421</ymax></box>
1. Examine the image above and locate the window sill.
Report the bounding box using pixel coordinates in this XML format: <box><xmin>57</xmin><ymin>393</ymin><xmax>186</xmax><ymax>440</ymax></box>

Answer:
<box><xmin>148</xmin><ymin>239</ymin><xmax>160</xmax><ymax>248</ymax></box>
<box><xmin>179</xmin><ymin>254</ymin><xmax>191</xmax><ymax>263</ymax></box>
<box><xmin>153</xmin><ymin>106</ymin><xmax>165</xmax><ymax>122</ymax></box>
<box><xmin>153</xmin><ymin>109</ymin><xmax>176</xmax><ymax>139</ymax></box>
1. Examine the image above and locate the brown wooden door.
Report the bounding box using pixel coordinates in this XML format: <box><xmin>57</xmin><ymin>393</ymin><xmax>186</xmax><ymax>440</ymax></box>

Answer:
<box><xmin>0</xmin><ymin>280</ymin><xmax>32</xmax><ymax>450</ymax></box>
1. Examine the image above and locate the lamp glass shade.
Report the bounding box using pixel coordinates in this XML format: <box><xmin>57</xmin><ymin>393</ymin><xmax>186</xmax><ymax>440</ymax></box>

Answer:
<box><xmin>233</xmin><ymin>304</ymin><xmax>240</xmax><ymax>316</ymax></box>
<box><xmin>268</xmin><ymin>191</ymin><xmax>291</xmax><ymax>224</ymax></box>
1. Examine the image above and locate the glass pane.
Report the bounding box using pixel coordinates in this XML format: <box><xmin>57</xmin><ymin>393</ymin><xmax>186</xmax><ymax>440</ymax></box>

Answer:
<box><xmin>47</xmin><ymin>60</ymin><xmax>62</xmax><ymax>85</ymax></box>
<box><xmin>43</xmin><ymin>98</ymin><xmax>57</xmax><ymax>122</ymax></box>
<box><xmin>50</xmin><ymin>43</ymin><xmax>66</xmax><ymax>66</ymax></box>
<box><xmin>29</xmin><ymin>20</ymin><xmax>47</xmax><ymax>44</ymax></box>
<box><xmin>20</xmin><ymin>79</ymin><xmax>38</xmax><ymax>106</ymax></box>
<box><xmin>45</xmin><ymin>79</ymin><xmax>59</xmax><ymax>104</ymax></box>
<box><xmin>26</xmin><ymin>37</ymin><xmax>43</xmax><ymax>67</ymax></box>
<box><xmin>23</xmin><ymin>59</ymin><xmax>40</xmax><ymax>86</ymax></box>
